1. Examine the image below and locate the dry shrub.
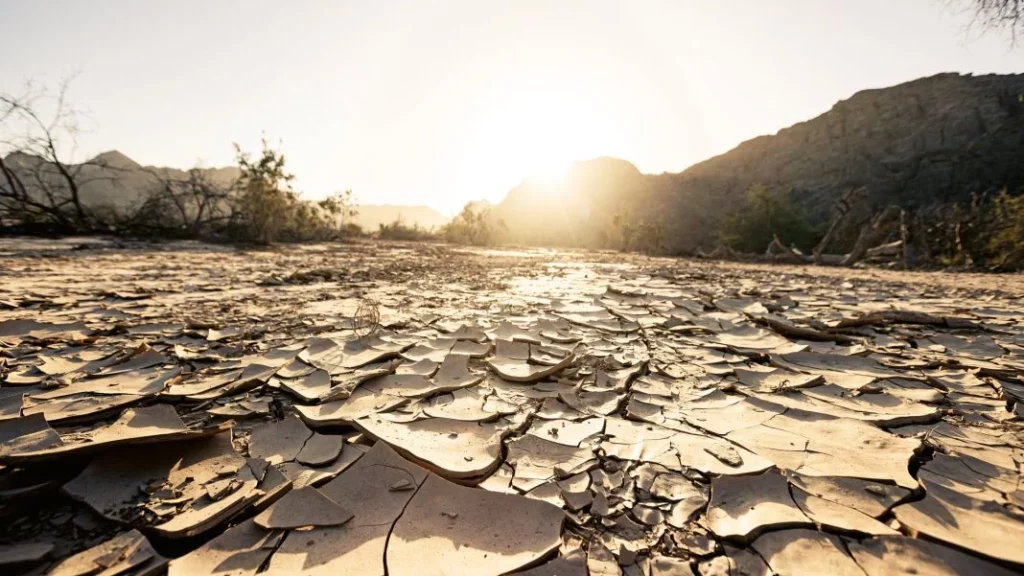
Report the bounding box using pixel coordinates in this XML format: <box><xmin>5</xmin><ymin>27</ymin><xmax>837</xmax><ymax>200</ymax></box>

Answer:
<box><xmin>352</xmin><ymin>297</ymin><xmax>380</xmax><ymax>337</ymax></box>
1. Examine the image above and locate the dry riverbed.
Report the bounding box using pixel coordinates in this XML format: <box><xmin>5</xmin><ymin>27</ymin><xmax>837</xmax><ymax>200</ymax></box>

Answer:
<box><xmin>1</xmin><ymin>237</ymin><xmax>1023</xmax><ymax>575</ymax></box>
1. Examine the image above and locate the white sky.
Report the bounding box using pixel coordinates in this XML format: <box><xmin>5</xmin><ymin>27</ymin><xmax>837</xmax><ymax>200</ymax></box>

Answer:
<box><xmin>1</xmin><ymin>0</ymin><xmax>1021</xmax><ymax>214</ymax></box>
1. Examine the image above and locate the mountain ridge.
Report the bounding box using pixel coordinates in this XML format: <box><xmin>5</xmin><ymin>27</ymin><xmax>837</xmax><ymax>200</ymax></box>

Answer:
<box><xmin>491</xmin><ymin>72</ymin><xmax>1024</xmax><ymax>252</ymax></box>
<box><xmin>6</xmin><ymin>72</ymin><xmax>1022</xmax><ymax>246</ymax></box>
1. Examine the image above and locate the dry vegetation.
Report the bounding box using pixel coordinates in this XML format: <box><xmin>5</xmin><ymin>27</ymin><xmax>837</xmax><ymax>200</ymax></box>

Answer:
<box><xmin>708</xmin><ymin>182</ymin><xmax>1024</xmax><ymax>271</ymax></box>
<box><xmin>1</xmin><ymin>85</ymin><xmax>359</xmax><ymax>244</ymax></box>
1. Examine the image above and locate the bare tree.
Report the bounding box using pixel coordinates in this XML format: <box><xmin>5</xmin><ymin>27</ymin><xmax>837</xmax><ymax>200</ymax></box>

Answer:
<box><xmin>812</xmin><ymin>187</ymin><xmax>865</xmax><ymax>264</ymax></box>
<box><xmin>0</xmin><ymin>79</ymin><xmax>116</xmax><ymax>231</ymax></box>
<box><xmin>953</xmin><ymin>0</ymin><xmax>1024</xmax><ymax>42</ymax></box>
<box><xmin>128</xmin><ymin>167</ymin><xmax>233</xmax><ymax>236</ymax></box>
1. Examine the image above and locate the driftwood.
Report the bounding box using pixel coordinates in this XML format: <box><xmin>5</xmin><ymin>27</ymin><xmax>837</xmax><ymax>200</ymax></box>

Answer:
<box><xmin>841</xmin><ymin>205</ymin><xmax>901</xmax><ymax>266</ymax></box>
<box><xmin>749</xmin><ymin>314</ymin><xmax>858</xmax><ymax>344</ymax></box>
<box><xmin>865</xmin><ymin>240</ymin><xmax>903</xmax><ymax>259</ymax></box>
<box><xmin>698</xmin><ymin>244</ymin><xmax>740</xmax><ymax>260</ymax></box>
<box><xmin>765</xmin><ymin>235</ymin><xmax>806</xmax><ymax>264</ymax></box>
<box><xmin>835</xmin><ymin>310</ymin><xmax>982</xmax><ymax>330</ymax></box>
<box><xmin>702</xmin><ymin>196</ymin><xmax>905</xmax><ymax>268</ymax></box>
<box><xmin>761</xmin><ymin>204</ymin><xmax>902</xmax><ymax>267</ymax></box>
<box><xmin>813</xmin><ymin>187</ymin><xmax>865</xmax><ymax>264</ymax></box>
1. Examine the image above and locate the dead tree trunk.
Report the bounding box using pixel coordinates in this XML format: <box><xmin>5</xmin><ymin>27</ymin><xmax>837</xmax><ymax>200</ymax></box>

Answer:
<box><xmin>841</xmin><ymin>205</ymin><xmax>901</xmax><ymax>266</ymax></box>
<box><xmin>900</xmin><ymin>209</ymin><xmax>911</xmax><ymax>268</ymax></box>
<box><xmin>765</xmin><ymin>234</ymin><xmax>808</xmax><ymax>264</ymax></box>
<box><xmin>904</xmin><ymin>210</ymin><xmax>932</xmax><ymax>267</ymax></box>
<box><xmin>813</xmin><ymin>187</ymin><xmax>865</xmax><ymax>264</ymax></box>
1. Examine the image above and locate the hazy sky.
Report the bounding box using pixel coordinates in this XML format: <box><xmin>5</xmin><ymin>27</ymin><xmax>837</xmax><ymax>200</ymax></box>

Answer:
<box><xmin>1</xmin><ymin>1</ymin><xmax>1021</xmax><ymax>213</ymax></box>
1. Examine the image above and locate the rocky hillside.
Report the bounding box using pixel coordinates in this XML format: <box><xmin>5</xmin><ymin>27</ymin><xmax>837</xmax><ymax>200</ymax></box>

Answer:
<box><xmin>493</xmin><ymin>73</ymin><xmax>1024</xmax><ymax>252</ymax></box>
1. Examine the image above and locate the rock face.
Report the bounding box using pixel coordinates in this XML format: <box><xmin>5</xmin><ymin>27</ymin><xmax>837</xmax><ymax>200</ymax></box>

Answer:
<box><xmin>493</xmin><ymin>73</ymin><xmax>1024</xmax><ymax>253</ymax></box>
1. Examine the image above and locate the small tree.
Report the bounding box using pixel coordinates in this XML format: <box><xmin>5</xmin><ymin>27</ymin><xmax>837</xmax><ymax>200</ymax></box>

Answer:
<box><xmin>987</xmin><ymin>190</ymin><xmax>1024</xmax><ymax>268</ymax></box>
<box><xmin>0</xmin><ymin>79</ymin><xmax>117</xmax><ymax>231</ymax></box>
<box><xmin>442</xmin><ymin>203</ymin><xmax>504</xmax><ymax>245</ymax></box>
<box><xmin>231</xmin><ymin>139</ymin><xmax>297</xmax><ymax>244</ymax></box>
<box><xmin>317</xmin><ymin>189</ymin><xmax>360</xmax><ymax>236</ymax></box>
<box><xmin>378</xmin><ymin>216</ymin><xmax>435</xmax><ymax>241</ymax></box>
<box><xmin>718</xmin><ymin>184</ymin><xmax>816</xmax><ymax>253</ymax></box>
<box><xmin>954</xmin><ymin>0</ymin><xmax>1024</xmax><ymax>41</ymax></box>
<box><xmin>128</xmin><ymin>167</ymin><xmax>232</xmax><ymax>236</ymax></box>
<box><xmin>918</xmin><ymin>189</ymin><xmax>1024</xmax><ymax>269</ymax></box>
<box><xmin>228</xmin><ymin>141</ymin><xmax>362</xmax><ymax>243</ymax></box>
<box><xmin>610</xmin><ymin>203</ymin><xmax>664</xmax><ymax>253</ymax></box>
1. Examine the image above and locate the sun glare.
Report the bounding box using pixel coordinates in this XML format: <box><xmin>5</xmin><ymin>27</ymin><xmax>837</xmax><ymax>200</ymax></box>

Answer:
<box><xmin>450</xmin><ymin>83</ymin><xmax>610</xmax><ymax>211</ymax></box>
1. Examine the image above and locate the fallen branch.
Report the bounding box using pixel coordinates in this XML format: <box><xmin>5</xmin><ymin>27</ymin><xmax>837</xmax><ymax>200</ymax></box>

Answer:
<box><xmin>835</xmin><ymin>310</ymin><xmax>983</xmax><ymax>330</ymax></box>
<box><xmin>841</xmin><ymin>205</ymin><xmax>902</xmax><ymax>266</ymax></box>
<box><xmin>813</xmin><ymin>187</ymin><xmax>866</xmax><ymax>264</ymax></box>
<box><xmin>749</xmin><ymin>314</ymin><xmax>859</xmax><ymax>344</ymax></box>
<box><xmin>765</xmin><ymin>235</ymin><xmax>807</xmax><ymax>264</ymax></box>
<box><xmin>865</xmin><ymin>240</ymin><xmax>903</xmax><ymax>259</ymax></box>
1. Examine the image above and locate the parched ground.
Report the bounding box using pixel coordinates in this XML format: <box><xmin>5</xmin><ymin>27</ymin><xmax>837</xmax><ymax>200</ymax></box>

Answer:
<box><xmin>1</xmin><ymin>237</ymin><xmax>1023</xmax><ymax>575</ymax></box>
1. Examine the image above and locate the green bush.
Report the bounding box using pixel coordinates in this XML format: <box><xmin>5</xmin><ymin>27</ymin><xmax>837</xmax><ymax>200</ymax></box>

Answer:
<box><xmin>609</xmin><ymin>204</ymin><xmax>665</xmax><ymax>253</ymax></box>
<box><xmin>717</xmin><ymin>184</ymin><xmax>818</xmax><ymax>253</ymax></box>
<box><xmin>442</xmin><ymin>203</ymin><xmax>504</xmax><ymax>245</ymax></box>
<box><xmin>918</xmin><ymin>189</ymin><xmax>1024</xmax><ymax>270</ymax></box>
<box><xmin>228</xmin><ymin>141</ymin><xmax>359</xmax><ymax>244</ymax></box>
<box><xmin>230</xmin><ymin>140</ymin><xmax>296</xmax><ymax>244</ymax></box>
<box><xmin>986</xmin><ymin>190</ymin><xmax>1024</xmax><ymax>268</ymax></box>
<box><xmin>377</xmin><ymin>218</ymin><xmax>436</xmax><ymax>241</ymax></box>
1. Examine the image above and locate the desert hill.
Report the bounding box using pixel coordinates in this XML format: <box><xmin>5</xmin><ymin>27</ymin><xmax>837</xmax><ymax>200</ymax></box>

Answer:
<box><xmin>492</xmin><ymin>73</ymin><xmax>1024</xmax><ymax>252</ymax></box>
<box><xmin>353</xmin><ymin>204</ymin><xmax>449</xmax><ymax>231</ymax></box>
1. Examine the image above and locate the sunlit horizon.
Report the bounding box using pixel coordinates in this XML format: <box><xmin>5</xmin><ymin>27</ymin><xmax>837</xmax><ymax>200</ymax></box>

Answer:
<box><xmin>1</xmin><ymin>0</ymin><xmax>1021</xmax><ymax>215</ymax></box>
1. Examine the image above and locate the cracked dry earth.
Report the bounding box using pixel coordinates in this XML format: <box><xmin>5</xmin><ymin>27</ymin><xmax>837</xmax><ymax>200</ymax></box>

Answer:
<box><xmin>1</xmin><ymin>238</ymin><xmax>1024</xmax><ymax>576</ymax></box>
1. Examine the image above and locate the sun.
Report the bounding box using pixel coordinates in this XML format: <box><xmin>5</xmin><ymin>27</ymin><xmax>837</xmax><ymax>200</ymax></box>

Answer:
<box><xmin>521</xmin><ymin>156</ymin><xmax>569</xmax><ymax>184</ymax></box>
<box><xmin>450</xmin><ymin>84</ymin><xmax>610</xmax><ymax>210</ymax></box>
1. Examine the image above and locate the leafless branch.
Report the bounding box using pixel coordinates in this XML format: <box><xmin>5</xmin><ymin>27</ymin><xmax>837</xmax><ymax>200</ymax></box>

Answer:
<box><xmin>0</xmin><ymin>77</ymin><xmax>105</xmax><ymax>230</ymax></box>
<box><xmin>947</xmin><ymin>0</ymin><xmax>1024</xmax><ymax>44</ymax></box>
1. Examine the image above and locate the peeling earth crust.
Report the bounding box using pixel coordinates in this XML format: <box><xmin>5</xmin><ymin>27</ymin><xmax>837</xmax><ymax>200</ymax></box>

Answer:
<box><xmin>1</xmin><ymin>237</ymin><xmax>1024</xmax><ymax>575</ymax></box>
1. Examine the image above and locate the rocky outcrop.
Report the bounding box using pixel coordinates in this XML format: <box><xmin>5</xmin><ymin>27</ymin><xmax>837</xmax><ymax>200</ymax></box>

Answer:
<box><xmin>493</xmin><ymin>73</ymin><xmax>1024</xmax><ymax>253</ymax></box>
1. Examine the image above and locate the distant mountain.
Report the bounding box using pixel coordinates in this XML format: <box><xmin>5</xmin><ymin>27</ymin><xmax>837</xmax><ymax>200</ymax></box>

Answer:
<box><xmin>2</xmin><ymin>151</ymin><xmax>451</xmax><ymax>232</ymax></box>
<box><xmin>2</xmin><ymin>150</ymin><xmax>240</xmax><ymax>218</ymax></box>
<box><xmin>492</xmin><ymin>73</ymin><xmax>1024</xmax><ymax>252</ymax></box>
<box><xmin>492</xmin><ymin>159</ymin><xmax>642</xmax><ymax>247</ymax></box>
<box><xmin>353</xmin><ymin>204</ymin><xmax>449</xmax><ymax>231</ymax></box>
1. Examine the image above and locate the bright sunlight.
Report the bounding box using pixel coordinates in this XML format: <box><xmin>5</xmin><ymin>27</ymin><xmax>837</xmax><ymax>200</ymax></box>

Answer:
<box><xmin>450</xmin><ymin>82</ymin><xmax>617</xmax><ymax>211</ymax></box>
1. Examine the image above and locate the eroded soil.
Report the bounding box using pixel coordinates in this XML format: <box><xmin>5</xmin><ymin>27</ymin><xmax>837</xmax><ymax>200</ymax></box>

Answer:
<box><xmin>1</xmin><ymin>237</ymin><xmax>1023</xmax><ymax>575</ymax></box>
